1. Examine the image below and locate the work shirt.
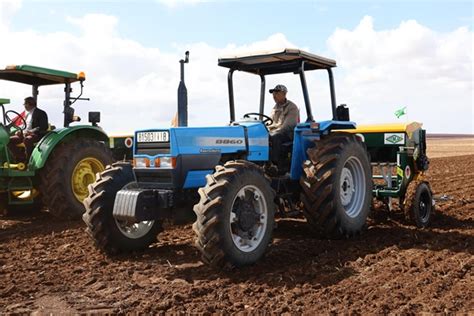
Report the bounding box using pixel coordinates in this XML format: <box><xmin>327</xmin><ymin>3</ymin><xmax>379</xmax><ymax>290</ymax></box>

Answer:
<box><xmin>268</xmin><ymin>99</ymin><xmax>299</xmax><ymax>134</ymax></box>
<box><xmin>25</xmin><ymin>108</ymin><xmax>35</xmax><ymax>133</ymax></box>
<box><xmin>24</xmin><ymin>107</ymin><xmax>48</xmax><ymax>135</ymax></box>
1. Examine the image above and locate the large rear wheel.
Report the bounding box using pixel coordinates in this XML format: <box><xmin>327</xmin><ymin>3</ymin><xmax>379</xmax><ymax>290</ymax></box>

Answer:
<box><xmin>193</xmin><ymin>161</ymin><xmax>275</xmax><ymax>268</ymax></box>
<box><xmin>300</xmin><ymin>133</ymin><xmax>372</xmax><ymax>238</ymax></box>
<box><xmin>82</xmin><ymin>162</ymin><xmax>163</xmax><ymax>254</ymax></box>
<box><xmin>40</xmin><ymin>138</ymin><xmax>114</xmax><ymax>219</ymax></box>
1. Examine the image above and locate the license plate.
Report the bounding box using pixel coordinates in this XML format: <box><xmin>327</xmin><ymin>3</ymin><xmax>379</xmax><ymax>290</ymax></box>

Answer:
<box><xmin>136</xmin><ymin>131</ymin><xmax>169</xmax><ymax>143</ymax></box>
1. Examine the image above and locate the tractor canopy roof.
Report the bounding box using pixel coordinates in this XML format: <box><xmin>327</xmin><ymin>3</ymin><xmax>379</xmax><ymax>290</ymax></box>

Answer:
<box><xmin>218</xmin><ymin>48</ymin><xmax>336</xmax><ymax>75</ymax></box>
<box><xmin>0</xmin><ymin>65</ymin><xmax>85</xmax><ymax>86</ymax></box>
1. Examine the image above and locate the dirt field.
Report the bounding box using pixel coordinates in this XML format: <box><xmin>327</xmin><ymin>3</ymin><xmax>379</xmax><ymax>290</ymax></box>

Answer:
<box><xmin>427</xmin><ymin>136</ymin><xmax>474</xmax><ymax>158</ymax></box>
<box><xmin>0</xmin><ymin>141</ymin><xmax>473</xmax><ymax>313</ymax></box>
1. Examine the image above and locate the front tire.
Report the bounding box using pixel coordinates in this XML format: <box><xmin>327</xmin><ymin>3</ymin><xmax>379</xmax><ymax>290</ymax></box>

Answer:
<box><xmin>40</xmin><ymin>138</ymin><xmax>114</xmax><ymax>219</ymax></box>
<box><xmin>300</xmin><ymin>133</ymin><xmax>372</xmax><ymax>238</ymax></box>
<box><xmin>82</xmin><ymin>162</ymin><xmax>163</xmax><ymax>254</ymax></box>
<box><xmin>193</xmin><ymin>161</ymin><xmax>275</xmax><ymax>268</ymax></box>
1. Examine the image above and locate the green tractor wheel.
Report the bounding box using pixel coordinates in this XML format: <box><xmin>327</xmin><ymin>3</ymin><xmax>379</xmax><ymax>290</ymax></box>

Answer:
<box><xmin>40</xmin><ymin>138</ymin><xmax>113</xmax><ymax>219</ymax></box>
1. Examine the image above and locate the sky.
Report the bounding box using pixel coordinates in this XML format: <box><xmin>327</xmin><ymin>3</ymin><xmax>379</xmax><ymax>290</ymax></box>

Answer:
<box><xmin>0</xmin><ymin>0</ymin><xmax>472</xmax><ymax>134</ymax></box>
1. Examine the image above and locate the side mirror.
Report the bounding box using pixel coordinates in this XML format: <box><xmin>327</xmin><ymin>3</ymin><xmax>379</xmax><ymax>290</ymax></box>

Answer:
<box><xmin>89</xmin><ymin>111</ymin><xmax>101</xmax><ymax>126</ymax></box>
<box><xmin>336</xmin><ymin>104</ymin><xmax>350</xmax><ymax>121</ymax></box>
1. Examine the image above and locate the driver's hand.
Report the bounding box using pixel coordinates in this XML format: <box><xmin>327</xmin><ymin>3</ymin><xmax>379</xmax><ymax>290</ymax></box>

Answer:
<box><xmin>15</xmin><ymin>131</ymin><xmax>22</xmax><ymax>137</ymax></box>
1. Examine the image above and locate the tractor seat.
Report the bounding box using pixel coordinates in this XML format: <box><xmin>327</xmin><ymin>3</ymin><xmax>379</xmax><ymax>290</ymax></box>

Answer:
<box><xmin>14</xmin><ymin>124</ymin><xmax>54</xmax><ymax>149</ymax></box>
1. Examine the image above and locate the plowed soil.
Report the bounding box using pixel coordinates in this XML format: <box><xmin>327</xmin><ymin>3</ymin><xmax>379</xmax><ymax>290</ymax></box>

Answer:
<box><xmin>1</xmin><ymin>153</ymin><xmax>473</xmax><ymax>314</ymax></box>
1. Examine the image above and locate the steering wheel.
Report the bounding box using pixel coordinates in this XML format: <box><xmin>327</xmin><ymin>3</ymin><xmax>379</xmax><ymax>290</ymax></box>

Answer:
<box><xmin>5</xmin><ymin>110</ymin><xmax>27</xmax><ymax>133</ymax></box>
<box><xmin>243</xmin><ymin>112</ymin><xmax>274</xmax><ymax>126</ymax></box>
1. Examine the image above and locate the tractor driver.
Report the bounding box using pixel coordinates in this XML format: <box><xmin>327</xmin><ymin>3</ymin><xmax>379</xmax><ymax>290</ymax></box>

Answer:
<box><xmin>267</xmin><ymin>84</ymin><xmax>299</xmax><ymax>173</ymax></box>
<box><xmin>8</xmin><ymin>97</ymin><xmax>49</xmax><ymax>162</ymax></box>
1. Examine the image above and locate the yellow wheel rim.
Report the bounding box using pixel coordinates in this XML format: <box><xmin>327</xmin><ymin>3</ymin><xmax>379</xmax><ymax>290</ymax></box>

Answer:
<box><xmin>71</xmin><ymin>157</ymin><xmax>105</xmax><ymax>202</ymax></box>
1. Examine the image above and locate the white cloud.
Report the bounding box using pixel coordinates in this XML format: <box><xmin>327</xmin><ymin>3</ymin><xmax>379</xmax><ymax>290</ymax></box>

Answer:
<box><xmin>0</xmin><ymin>11</ymin><xmax>472</xmax><ymax>134</ymax></box>
<box><xmin>327</xmin><ymin>16</ymin><xmax>473</xmax><ymax>133</ymax></box>
<box><xmin>0</xmin><ymin>12</ymin><xmax>297</xmax><ymax>134</ymax></box>
<box><xmin>0</xmin><ymin>0</ymin><xmax>22</xmax><ymax>29</ymax></box>
<box><xmin>66</xmin><ymin>14</ymin><xmax>119</xmax><ymax>37</ymax></box>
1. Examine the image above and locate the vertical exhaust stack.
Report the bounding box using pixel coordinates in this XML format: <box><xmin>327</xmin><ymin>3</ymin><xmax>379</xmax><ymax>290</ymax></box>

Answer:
<box><xmin>177</xmin><ymin>51</ymin><xmax>189</xmax><ymax>127</ymax></box>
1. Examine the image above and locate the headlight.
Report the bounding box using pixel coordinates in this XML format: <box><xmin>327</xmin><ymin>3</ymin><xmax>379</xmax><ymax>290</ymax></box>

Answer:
<box><xmin>154</xmin><ymin>157</ymin><xmax>176</xmax><ymax>168</ymax></box>
<box><xmin>133</xmin><ymin>157</ymin><xmax>150</xmax><ymax>168</ymax></box>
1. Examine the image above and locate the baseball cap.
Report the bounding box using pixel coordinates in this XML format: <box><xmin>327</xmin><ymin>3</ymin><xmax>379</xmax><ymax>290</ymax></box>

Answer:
<box><xmin>269</xmin><ymin>84</ymin><xmax>288</xmax><ymax>93</ymax></box>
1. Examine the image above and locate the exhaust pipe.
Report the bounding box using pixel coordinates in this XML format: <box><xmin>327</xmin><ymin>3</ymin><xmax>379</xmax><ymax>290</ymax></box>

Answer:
<box><xmin>177</xmin><ymin>51</ymin><xmax>189</xmax><ymax>127</ymax></box>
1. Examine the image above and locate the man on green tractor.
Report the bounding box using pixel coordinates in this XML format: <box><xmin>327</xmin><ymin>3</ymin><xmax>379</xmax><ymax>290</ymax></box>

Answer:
<box><xmin>0</xmin><ymin>65</ymin><xmax>118</xmax><ymax>218</ymax></box>
<box><xmin>8</xmin><ymin>96</ymin><xmax>48</xmax><ymax>162</ymax></box>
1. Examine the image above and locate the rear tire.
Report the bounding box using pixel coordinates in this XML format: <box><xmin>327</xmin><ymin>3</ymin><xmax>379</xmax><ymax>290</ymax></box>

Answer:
<box><xmin>193</xmin><ymin>161</ymin><xmax>275</xmax><ymax>268</ymax></box>
<box><xmin>82</xmin><ymin>162</ymin><xmax>162</xmax><ymax>254</ymax></box>
<box><xmin>40</xmin><ymin>138</ymin><xmax>114</xmax><ymax>219</ymax></box>
<box><xmin>300</xmin><ymin>133</ymin><xmax>372</xmax><ymax>238</ymax></box>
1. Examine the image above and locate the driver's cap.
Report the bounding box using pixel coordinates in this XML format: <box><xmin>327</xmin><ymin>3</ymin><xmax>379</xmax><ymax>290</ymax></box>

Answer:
<box><xmin>269</xmin><ymin>84</ymin><xmax>288</xmax><ymax>94</ymax></box>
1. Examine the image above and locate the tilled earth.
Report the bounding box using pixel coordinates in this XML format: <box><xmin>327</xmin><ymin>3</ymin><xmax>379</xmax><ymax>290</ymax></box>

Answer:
<box><xmin>0</xmin><ymin>155</ymin><xmax>473</xmax><ymax>314</ymax></box>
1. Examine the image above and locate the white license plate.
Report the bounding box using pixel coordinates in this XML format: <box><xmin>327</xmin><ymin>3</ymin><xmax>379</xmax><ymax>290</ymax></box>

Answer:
<box><xmin>136</xmin><ymin>131</ymin><xmax>169</xmax><ymax>143</ymax></box>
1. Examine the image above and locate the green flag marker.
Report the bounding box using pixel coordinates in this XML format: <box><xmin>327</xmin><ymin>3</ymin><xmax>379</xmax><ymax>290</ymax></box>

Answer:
<box><xmin>395</xmin><ymin>106</ymin><xmax>407</xmax><ymax>118</ymax></box>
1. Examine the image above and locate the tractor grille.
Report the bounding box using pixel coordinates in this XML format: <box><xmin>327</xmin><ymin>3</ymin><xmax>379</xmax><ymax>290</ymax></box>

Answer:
<box><xmin>134</xmin><ymin>169</ymin><xmax>174</xmax><ymax>188</ymax></box>
<box><xmin>135</xmin><ymin>142</ymin><xmax>170</xmax><ymax>155</ymax></box>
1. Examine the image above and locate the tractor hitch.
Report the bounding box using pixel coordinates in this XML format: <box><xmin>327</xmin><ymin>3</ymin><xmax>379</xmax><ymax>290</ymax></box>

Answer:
<box><xmin>112</xmin><ymin>188</ymin><xmax>174</xmax><ymax>222</ymax></box>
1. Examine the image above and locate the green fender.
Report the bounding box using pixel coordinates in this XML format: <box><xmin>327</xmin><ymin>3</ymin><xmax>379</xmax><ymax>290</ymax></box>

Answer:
<box><xmin>0</xmin><ymin>126</ymin><xmax>9</xmax><ymax>149</ymax></box>
<box><xmin>0</xmin><ymin>126</ymin><xmax>10</xmax><ymax>164</ymax></box>
<box><xmin>28</xmin><ymin>125</ymin><xmax>109</xmax><ymax>171</ymax></box>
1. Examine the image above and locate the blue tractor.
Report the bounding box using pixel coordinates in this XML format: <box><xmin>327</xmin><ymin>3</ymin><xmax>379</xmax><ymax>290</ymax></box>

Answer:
<box><xmin>83</xmin><ymin>49</ymin><xmax>372</xmax><ymax>267</ymax></box>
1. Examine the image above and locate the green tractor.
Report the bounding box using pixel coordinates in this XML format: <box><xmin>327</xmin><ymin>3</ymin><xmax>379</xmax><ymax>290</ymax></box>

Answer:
<box><xmin>0</xmin><ymin>65</ymin><xmax>120</xmax><ymax>218</ymax></box>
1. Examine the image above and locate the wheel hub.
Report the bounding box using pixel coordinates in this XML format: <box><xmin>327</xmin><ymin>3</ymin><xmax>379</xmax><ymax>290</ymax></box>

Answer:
<box><xmin>230</xmin><ymin>185</ymin><xmax>267</xmax><ymax>252</ymax></box>
<box><xmin>420</xmin><ymin>201</ymin><xmax>426</xmax><ymax>210</ymax></box>
<box><xmin>71</xmin><ymin>158</ymin><xmax>105</xmax><ymax>202</ymax></box>
<box><xmin>340</xmin><ymin>167</ymin><xmax>355</xmax><ymax>206</ymax></box>
<box><xmin>339</xmin><ymin>156</ymin><xmax>366</xmax><ymax>218</ymax></box>
<box><xmin>419</xmin><ymin>191</ymin><xmax>430</xmax><ymax>220</ymax></box>
<box><xmin>235</xmin><ymin>200</ymin><xmax>260</xmax><ymax>231</ymax></box>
